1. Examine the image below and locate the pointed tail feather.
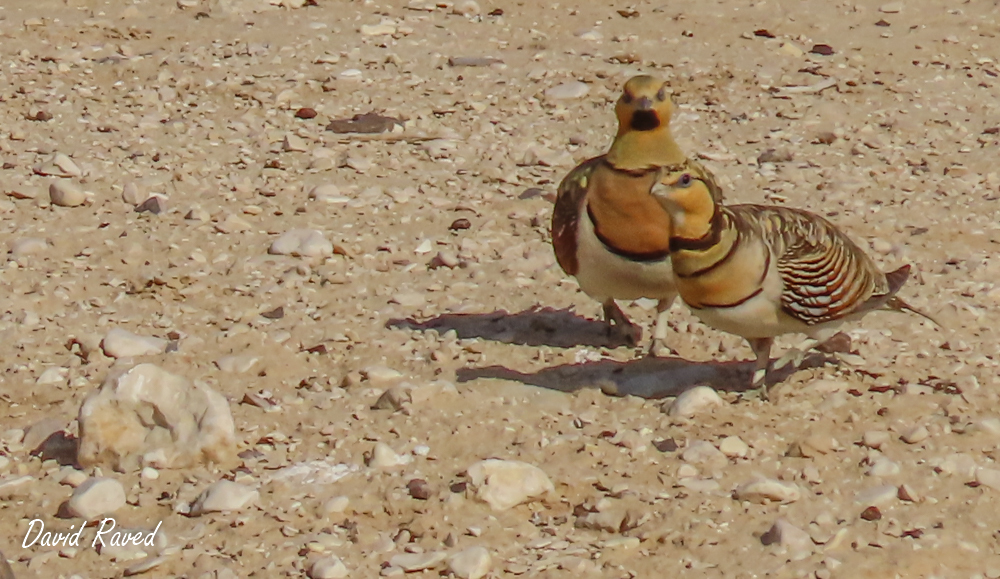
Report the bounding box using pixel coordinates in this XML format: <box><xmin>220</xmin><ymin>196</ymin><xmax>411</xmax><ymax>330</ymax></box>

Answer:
<box><xmin>885</xmin><ymin>295</ymin><xmax>941</xmax><ymax>328</ymax></box>
<box><xmin>884</xmin><ymin>264</ymin><xmax>910</xmax><ymax>295</ymax></box>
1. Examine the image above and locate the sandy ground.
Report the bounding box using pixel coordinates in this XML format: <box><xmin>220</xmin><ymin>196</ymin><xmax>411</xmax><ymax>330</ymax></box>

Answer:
<box><xmin>1</xmin><ymin>0</ymin><xmax>1000</xmax><ymax>577</ymax></box>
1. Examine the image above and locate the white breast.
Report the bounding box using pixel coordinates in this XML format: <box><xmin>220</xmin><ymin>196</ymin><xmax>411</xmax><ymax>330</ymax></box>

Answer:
<box><xmin>570</xmin><ymin>211</ymin><xmax>676</xmax><ymax>302</ymax></box>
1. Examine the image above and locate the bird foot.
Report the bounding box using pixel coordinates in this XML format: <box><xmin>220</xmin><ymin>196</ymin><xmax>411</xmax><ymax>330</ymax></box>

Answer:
<box><xmin>647</xmin><ymin>339</ymin><xmax>676</xmax><ymax>358</ymax></box>
<box><xmin>772</xmin><ymin>339</ymin><xmax>820</xmax><ymax>372</ymax></box>
<box><xmin>606</xmin><ymin>322</ymin><xmax>642</xmax><ymax>348</ymax></box>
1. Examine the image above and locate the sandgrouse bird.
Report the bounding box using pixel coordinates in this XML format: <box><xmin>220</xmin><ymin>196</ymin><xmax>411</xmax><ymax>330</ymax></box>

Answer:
<box><xmin>650</xmin><ymin>170</ymin><xmax>937</xmax><ymax>399</ymax></box>
<box><xmin>551</xmin><ymin>75</ymin><xmax>720</xmax><ymax>351</ymax></box>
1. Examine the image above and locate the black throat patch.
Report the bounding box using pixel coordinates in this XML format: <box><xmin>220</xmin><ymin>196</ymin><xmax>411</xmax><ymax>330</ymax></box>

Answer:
<box><xmin>629</xmin><ymin>110</ymin><xmax>661</xmax><ymax>131</ymax></box>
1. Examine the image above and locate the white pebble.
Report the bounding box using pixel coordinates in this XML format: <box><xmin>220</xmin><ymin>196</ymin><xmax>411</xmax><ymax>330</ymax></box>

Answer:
<box><xmin>101</xmin><ymin>328</ymin><xmax>168</xmax><ymax>358</ymax></box>
<box><xmin>734</xmin><ymin>478</ymin><xmax>801</xmax><ymax>504</ymax></box>
<box><xmin>309</xmin><ymin>556</ymin><xmax>348</xmax><ymax>579</ymax></box>
<box><xmin>668</xmin><ymin>386</ymin><xmax>723</xmax><ymax>417</ymax></box>
<box><xmin>49</xmin><ymin>181</ymin><xmax>88</xmax><ymax>207</ymax></box>
<box><xmin>467</xmin><ymin>459</ymin><xmax>554</xmax><ymax>511</ymax></box>
<box><xmin>718</xmin><ymin>436</ymin><xmax>749</xmax><ymax>458</ymax></box>
<box><xmin>448</xmin><ymin>546</ymin><xmax>491</xmax><ymax>579</ymax></box>
<box><xmin>544</xmin><ymin>81</ymin><xmax>590</xmax><ymax>100</ymax></box>
<box><xmin>190</xmin><ymin>480</ymin><xmax>259</xmax><ymax>515</ymax></box>
<box><xmin>269</xmin><ymin>229</ymin><xmax>334</xmax><ymax>258</ymax></box>
<box><xmin>66</xmin><ymin>477</ymin><xmax>126</xmax><ymax>519</ymax></box>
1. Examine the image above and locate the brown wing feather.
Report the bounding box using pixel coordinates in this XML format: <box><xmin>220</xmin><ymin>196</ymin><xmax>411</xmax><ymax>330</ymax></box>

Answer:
<box><xmin>736</xmin><ymin>205</ymin><xmax>890</xmax><ymax>326</ymax></box>
<box><xmin>551</xmin><ymin>156</ymin><xmax>604</xmax><ymax>275</ymax></box>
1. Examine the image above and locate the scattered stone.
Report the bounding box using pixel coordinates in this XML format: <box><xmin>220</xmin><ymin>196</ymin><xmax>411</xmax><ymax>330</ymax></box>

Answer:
<box><xmin>854</xmin><ymin>484</ymin><xmax>898</xmax><ymax>506</ymax></box>
<box><xmin>309</xmin><ymin>557</ymin><xmax>348</xmax><ymax>579</ymax></box>
<box><xmin>757</xmin><ymin>148</ymin><xmax>794</xmax><ymax>163</ymax></box>
<box><xmin>681</xmin><ymin>440</ymin><xmax>728</xmax><ymax>468</ymax></box>
<box><xmin>389</xmin><ymin>551</ymin><xmax>447</xmax><ymax>572</ymax></box>
<box><xmin>215</xmin><ymin>213</ymin><xmax>252</xmax><ymax>233</ymax></box>
<box><xmin>308</xmin><ymin>184</ymin><xmax>348</xmax><ymax>203</ymax></box>
<box><xmin>718</xmin><ymin>436</ymin><xmax>749</xmax><ymax>458</ymax></box>
<box><xmin>787</xmin><ymin>434</ymin><xmax>836</xmax><ymax>457</ymax></box>
<box><xmin>667</xmin><ymin>386</ymin><xmax>723</xmax><ymax>417</ymax></box>
<box><xmin>35</xmin><ymin>366</ymin><xmax>68</xmax><ymax>386</ymax></box>
<box><xmin>22</xmin><ymin>418</ymin><xmax>65</xmax><ymax>452</ymax></box>
<box><xmin>323</xmin><ymin>496</ymin><xmax>350</xmax><ymax>514</ymax></box>
<box><xmin>975</xmin><ymin>467</ymin><xmax>1000</xmax><ymax>491</ymax></box>
<box><xmin>295</xmin><ymin>108</ymin><xmax>318</xmax><ymax>120</ymax></box>
<box><xmin>810</xmin><ymin>44</ymin><xmax>835</xmax><ymax>56</ymax></box>
<box><xmin>448</xmin><ymin>546</ymin><xmax>491</xmax><ymax>579</ymax></box>
<box><xmin>134</xmin><ymin>195</ymin><xmax>167</xmax><ymax>214</ymax></box>
<box><xmin>368</xmin><ymin>442</ymin><xmax>408</xmax><ymax>468</ymax></box>
<box><xmin>190</xmin><ymin>480</ymin><xmax>259</xmax><ymax>515</ymax></box>
<box><xmin>326</xmin><ymin>113</ymin><xmax>402</xmax><ymax>134</ymax></box>
<box><xmin>269</xmin><ymin>229</ymin><xmax>334</xmax><ymax>257</ymax></box>
<box><xmin>78</xmin><ymin>363</ymin><xmax>237</xmax><ymax>471</ymax></box>
<box><xmin>860</xmin><ymin>506</ymin><xmax>882</xmax><ymax>521</ymax></box>
<box><xmin>897</xmin><ymin>483</ymin><xmax>920</xmax><ymax>502</ymax></box>
<box><xmin>35</xmin><ymin>153</ymin><xmax>82</xmax><ymax>177</ymax></box>
<box><xmin>734</xmin><ymin>478</ymin><xmax>801</xmax><ymax>504</ymax></box>
<box><xmin>862</xmin><ymin>430</ymin><xmax>891</xmax><ymax>449</ymax></box>
<box><xmin>284</xmin><ymin>133</ymin><xmax>309</xmax><ymax>152</ymax></box>
<box><xmin>901</xmin><ymin>425</ymin><xmax>929</xmax><ymax>444</ymax></box>
<box><xmin>101</xmin><ymin>328</ymin><xmax>169</xmax><ymax>358</ymax></box>
<box><xmin>544</xmin><ymin>81</ymin><xmax>590</xmax><ymax>100</ymax></box>
<box><xmin>0</xmin><ymin>475</ymin><xmax>33</xmax><ymax>497</ymax></box>
<box><xmin>49</xmin><ymin>181</ymin><xmax>88</xmax><ymax>207</ymax></box>
<box><xmin>452</xmin><ymin>0</ymin><xmax>481</xmax><ymax>16</ymax></box>
<box><xmin>466</xmin><ymin>459</ymin><xmax>554</xmax><ymax>511</ymax></box>
<box><xmin>867</xmin><ymin>456</ymin><xmax>901</xmax><ymax>477</ymax></box>
<box><xmin>215</xmin><ymin>354</ymin><xmax>259</xmax><ymax>373</ymax></box>
<box><xmin>761</xmin><ymin>518</ymin><xmax>812</xmax><ymax>551</ymax></box>
<box><xmin>66</xmin><ymin>477</ymin><xmax>127</xmax><ymax>519</ymax></box>
<box><xmin>407</xmin><ymin>478</ymin><xmax>432</xmax><ymax>499</ymax></box>
<box><xmin>879</xmin><ymin>2</ymin><xmax>902</xmax><ymax>13</ymax></box>
<box><xmin>448</xmin><ymin>56</ymin><xmax>502</xmax><ymax>67</ymax></box>
<box><xmin>362</xmin><ymin>366</ymin><xmax>404</xmax><ymax>387</ymax></box>
<box><xmin>360</xmin><ymin>21</ymin><xmax>396</xmax><ymax>36</ymax></box>
<box><xmin>9</xmin><ymin>237</ymin><xmax>49</xmax><ymax>257</ymax></box>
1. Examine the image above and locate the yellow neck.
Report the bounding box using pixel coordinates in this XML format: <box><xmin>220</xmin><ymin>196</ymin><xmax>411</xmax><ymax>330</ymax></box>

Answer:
<box><xmin>605</xmin><ymin>128</ymin><xmax>687</xmax><ymax>172</ymax></box>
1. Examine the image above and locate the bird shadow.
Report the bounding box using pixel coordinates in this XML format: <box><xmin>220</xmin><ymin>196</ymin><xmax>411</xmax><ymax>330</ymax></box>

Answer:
<box><xmin>456</xmin><ymin>353</ymin><xmax>833</xmax><ymax>400</ymax></box>
<box><xmin>386</xmin><ymin>306</ymin><xmax>633</xmax><ymax>349</ymax></box>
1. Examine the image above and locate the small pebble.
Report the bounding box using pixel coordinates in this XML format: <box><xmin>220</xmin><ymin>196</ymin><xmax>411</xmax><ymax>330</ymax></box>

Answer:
<box><xmin>49</xmin><ymin>181</ymin><xmax>88</xmax><ymax>207</ymax></box>
<box><xmin>190</xmin><ymin>480</ymin><xmax>259</xmax><ymax>515</ymax></box>
<box><xmin>734</xmin><ymin>478</ymin><xmax>801</xmax><ymax>504</ymax></box>
<box><xmin>66</xmin><ymin>477</ymin><xmax>127</xmax><ymax>519</ymax></box>
<box><xmin>668</xmin><ymin>386</ymin><xmax>723</xmax><ymax>417</ymax></box>
<box><xmin>448</xmin><ymin>546</ymin><xmax>491</xmax><ymax>579</ymax></box>
<box><xmin>309</xmin><ymin>557</ymin><xmax>348</xmax><ymax>579</ymax></box>
<box><xmin>544</xmin><ymin>81</ymin><xmax>590</xmax><ymax>100</ymax></box>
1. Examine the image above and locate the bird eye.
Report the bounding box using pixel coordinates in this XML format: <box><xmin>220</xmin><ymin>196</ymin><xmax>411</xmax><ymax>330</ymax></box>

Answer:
<box><xmin>656</xmin><ymin>87</ymin><xmax>667</xmax><ymax>101</ymax></box>
<box><xmin>621</xmin><ymin>92</ymin><xmax>633</xmax><ymax>104</ymax></box>
<box><xmin>678</xmin><ymin>173</ymin><xmax>693</xmax><ymax>187</ymax></box>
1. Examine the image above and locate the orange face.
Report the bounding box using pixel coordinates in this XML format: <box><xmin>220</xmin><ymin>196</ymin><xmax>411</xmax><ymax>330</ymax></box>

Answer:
<box><xmin>614</xmin><ymin>75</ymin><xmax>674</xmax><ymax>137</ymax></box>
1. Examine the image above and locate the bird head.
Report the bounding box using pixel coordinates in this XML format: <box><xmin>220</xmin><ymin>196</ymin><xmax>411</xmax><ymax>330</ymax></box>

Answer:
<box><xmin>650</xmin><ymin>171</ymin><xmax>717</xmax><ymax>236</ymax></box>
<box><xmin>614</xmin><ymin>75</ymin><xmax>674</xmax><ymax>137</ymax></box>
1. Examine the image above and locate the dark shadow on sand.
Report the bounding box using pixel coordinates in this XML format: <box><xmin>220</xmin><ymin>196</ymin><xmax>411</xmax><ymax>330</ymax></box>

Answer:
<box><xmin>456</xmin><ymin>353</ymin><xmax>833</xmax><ymax>399</ymax></box>
<box><xmin>387</xmin><ymin>306</ymin><xmax>633</xmax><ymax>349</ymax></box>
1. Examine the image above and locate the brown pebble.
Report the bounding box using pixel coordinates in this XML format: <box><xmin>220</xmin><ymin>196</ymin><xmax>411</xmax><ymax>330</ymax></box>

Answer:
<box><xmin>27</xmin><ymin>110</ymin><xmax>53</xmax><ymax>121</ymax></box>
<box><xmin>816</xmin><ymin>332</ymin><xmax>851</xmax><ymax>353</ymax></box>
<box><xmin>261</xmin><ymin>306</ymin><xmax>284</xmax><ymax>319</ymax></box>
<box><xmin>295</xmin><ymin>107</ymin><xmax>317</xmax><ymax>119</ymax></box>
<box><xmin>654</xmin><ymin>438</ymin><xmax>679</xmax><ymax>452</ymax></box>
<box><xmin>135</xmin><ymin>196</ymin><xmax>167</xmax><ymax>215</ymax></box>
<box><xmin>488</xmin><ymin>8</ymin><xmax>503</xmax><ymax>16</ymax></box>
<box><xmin>875</xmin><ymin>19</ymin><xmax>891</xmax><ymax>27</ymax></box>
<box><xmin>810</xmin><ymin>44</ymin><xmax>835</xmax><ymax>56</ymax></box>
<box><xmin>860</xmin><ymin>506</ymin><xmax>882</xmax><ymax>521</ymax></box>
<box><xmin>449</xmin><ymin>218</ymin><xmax>471</xmax><ymax>231</ymax></box>
<box><xmin>754</xmin><ymin>29</ymin><xmax>775</xmax><ymax>38</ymax></box>
<box><xmin>814</xmin><ymin>131</ymin><xmax>838</xmax><ymax>145</ymax></box>
<box><xmin>407</xmin><ymin>478</ymin><xmax>432</xmax><ymax>500</ymax></box>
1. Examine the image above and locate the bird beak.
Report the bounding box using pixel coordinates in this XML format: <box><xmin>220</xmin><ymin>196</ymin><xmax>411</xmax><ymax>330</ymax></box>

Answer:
<box><xmin>635</xmin><ymin>97</ymin><xmax>654</xmax><ymax>111</ymax></box>
<box><xmin>649</xmin><ymin>182</ymin><xmax>673</xmax><ymax>211</ymax></box>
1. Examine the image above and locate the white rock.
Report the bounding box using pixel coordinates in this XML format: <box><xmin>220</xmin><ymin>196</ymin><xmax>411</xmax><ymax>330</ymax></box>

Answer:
<box><xmin>369</xmin><ymin>442</ymin><xmax>408</xmax><ymax>468</ymax></box>
<box><xmin>36</xmin><ymin>153</ymin><xmax>82</xmax><ymax>177</ymax></box>
<box><xmin>854</xmin><ymin>484</ymin><xmax>899</xmax><ymax>506</ymax></box>
<box><xmin>977</xmin><ymin>418</ymin><xmax>1000</xmax><ymax>436</ymax></box>
<box><xmin>36</xmin><ymin>367</ymin><xmax>68</xmax><ymax>386</ymax></box>
<box><xmin>190</xmin><ymin>480</ymin><xmax>259</xmax><ymax>515</ymax></box>
<box><xmin>448</xmin><ymin>547</ymin><xmax>491</xmax><ymax>579</ymax></box>
<box><xmin>323</xmin><ymin>496</ymin><xmax>350</xmax><ymax>514</ymax></box>
<box><xmin>734</xmin><ymin>478</ymin><xmax>801</xmax><ymax>504</ymax></box>
<box><xmin>544</xmin><ymin>81</ymin><xmax>590</xmax><ymax>100</ymax></box>
<box><xmin>761</xmin><ymin>518</ymin><xmax>812</xmax><ymax>552</ymax></box>
<box><xmin>976</xmin><ymin>467</ymin><xmax>1000</xmax><ymax>491</ymax></box>
<box><xmin>269</xmin><ymin>229</ymin><xmax>334</xmax><ymax>258</ymax></box>
<box><xmin>390</xmin><ymin>292</ymin><xmax>426</xmax><ymax>307</ymax></box>
<box><xmin>309</xmin><ymin>557</ymin><xmax>348</xmax><ymax>579</ymax></box>
<box><xmin>66</xmin><ymin>477</ymin><xmax>126</xmax><ymax>519</ymax></box>
<box><xmin>362</xmin><ymin>365</ymin><xmax>404</xmax><ymax>386</ymax></box>
<box><xmin>862</xmin><ymin>430</ymin><xmax>891</xmax><ymax>449</ymax></box>
<box><xmin>467</xmin><ymin>459</ymin><xmax>554</xmax><ymax>511</ymax></box>
<box><xmin>867</xmin><ymin>456</ymin><xmax>901</xmax><ymax>477</ymax></box>
<box><xmin>934</xmin><ymin>452</ymin><xmax>978</xmax><ymax>477</ymax></box>
<box><xmin>668</xmin><ymin>386</ymin><xmax>723</xmax><ymax>417</ymax></box>
<box><xmin>389</xmin><ymin>551</ymin><xmax>447</xmax><ymax>572</ymax></box>
<box><xmin>49</xmin><ymin>181</ymin><xmax>88</xmax><ymax>207</ymax></box>
<box><xmin>214</xmin><ymin>354</ymin><xmax>259</xmax><ymax>374</ymax></box>
<box><xmin>718</xmin><ymin>436</ymin><xmax>749</xmax><ymax>458</ymax></box>
<box><xmin>901</xmin><ymin>425</ymin><xmax>929</xmax><ymax>444</ymax></box>
<box><xmin>360</xmin><ymin>22</ymin><xmax>396</xmax><ymax>36</ymax></box>
<box><xmin>9</xmin><ymin>238</ymin><xmax>48</xmax><ymax>257</ymax></box>
<box><xmin>308</xmin><ymin>184</ymin><xmax>348</xmax><ymax>204</ymax></box>
<box><xmin>451</xmin><ymin>0</ymin><xmax>480</xmax><ymax>16</ymax></box>
<box><xmin>122</xmin><ymin>182</ymin><xmax>144</xmax><ymax>205</ymax></box>
<box><xmin>77</xmin><ymin>364</ymin><xmax>237</xmax><ymax>471</ymax></box>
<box><xmin>681</xmin><ymin>440</ymin><xmax>728</xmax><ymax>468</ymax></box>
<box><xmin>101</xmin><ymin>328</ymin><xmax>169</xmax><ymax>358</ymax></box>
<box><xmin>879</xmin><ymin>2</ymin><xmax>902</xmax><ymax>13</ymax></box>
<box><xmin>283</xmin><ymin>133</ymin><xmax>309</xmax><ymax>152</ymax></box>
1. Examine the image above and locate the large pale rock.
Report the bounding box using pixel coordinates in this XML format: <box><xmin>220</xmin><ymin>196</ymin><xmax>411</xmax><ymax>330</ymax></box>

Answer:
<box><xmin>65</xmin><ymin>477</ymin><xmax>126</xmax><ymax>519</ymax></box>
<box><xmin>269</xmin><ymin>229</ymin><xmax>334</xmax><ymax>257</ymax></box>
<box><xmin>78</xmin><ymin>364</ymin><xmax>236</xmax><ymax>472</ymax></box>
<box><xmin>467</xmin><ymin>459</ymin><xmax>554</xmax><ymax>511</ymax></box>
<box><xmin>101</xmin><ymin>328</ymin><xmax>168</xmax><ymax>358</ymax></box>
<box><xmin>448</xmin><ymin>546</ymin><xmax>492</xmax><ymax>579</ymax></box>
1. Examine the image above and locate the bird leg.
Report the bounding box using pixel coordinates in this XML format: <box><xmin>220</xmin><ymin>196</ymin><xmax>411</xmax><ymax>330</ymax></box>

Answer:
<box><xmin>772</xmin><ymin>338</ymin><xmax>821</xmax><ymax>373</ymax></box>
<box><xmin>648</xmin><ymin>295</ymin><xmax>677</xmax><ymax>357</ymax></box>
<box><xmin>602</xmin><ymin>300</ymin><xmax>641</xmax><ymax>346</ymax></box>
<box><xmin>747</xmin><ymin>337</ymin><xmax>774</xmax><ymax>400</ymax></box>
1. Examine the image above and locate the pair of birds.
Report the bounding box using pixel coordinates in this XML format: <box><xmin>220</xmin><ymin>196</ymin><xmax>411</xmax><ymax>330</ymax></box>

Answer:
<box><xmin>551</xmin><ymin>75</ymin><xmax>935</xmax><ymax>400</ymax></box>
